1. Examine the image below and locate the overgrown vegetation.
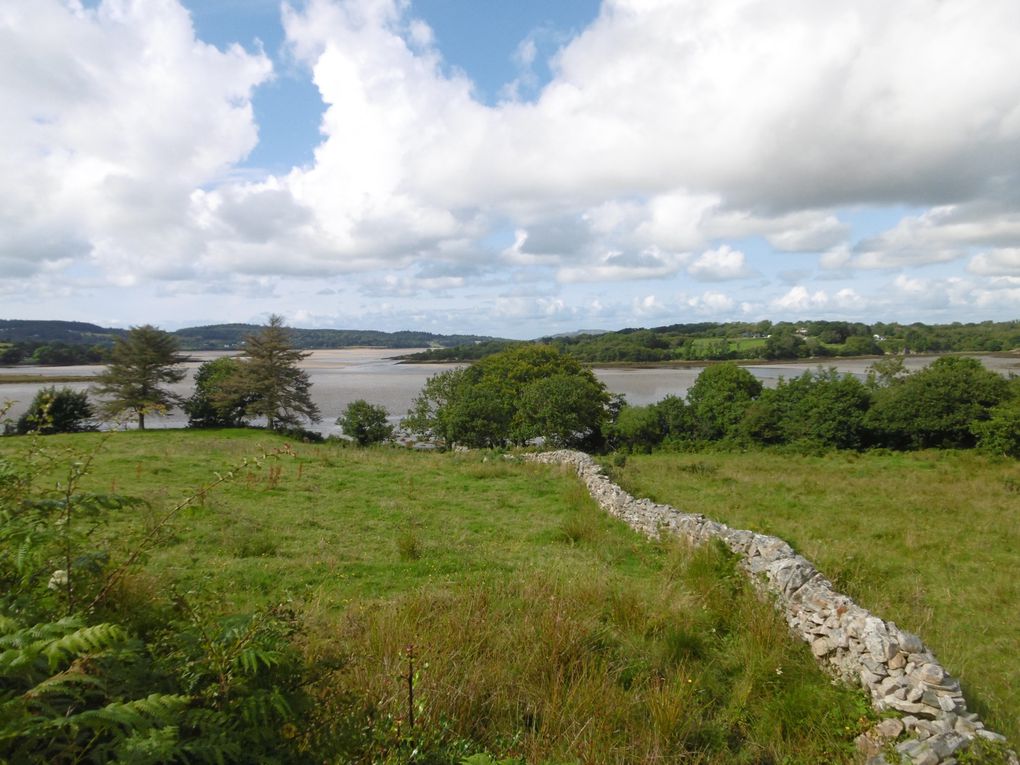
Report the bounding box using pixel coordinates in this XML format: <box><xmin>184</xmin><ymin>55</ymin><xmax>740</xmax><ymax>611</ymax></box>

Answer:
<box><xmin>609</xmin><ymin>357</ymin><xmax>1019</xmax><ymax>456</ymax></box>
<box><xmin>0</xmin><ymin>430</ymin><xmax>878</xmax><ymax>762</ymax></box>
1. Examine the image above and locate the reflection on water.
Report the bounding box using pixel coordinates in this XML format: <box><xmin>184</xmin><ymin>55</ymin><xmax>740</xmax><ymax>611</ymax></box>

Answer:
<box><xmin>2</xmin><ymin>350</ymin><xmax>1016</xmax><ymax>436</ymax></box>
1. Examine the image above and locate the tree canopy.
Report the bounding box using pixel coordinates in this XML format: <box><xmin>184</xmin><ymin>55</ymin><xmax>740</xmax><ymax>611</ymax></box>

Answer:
<box><xmin>92</xmin><ymin>325</ymin><xmax>186</xmax><ymax>429</ymax></box>
<box><xmin>865</xmin><ymin>356</ymin><xmax>1011</xmax><ymax>449</ymax></box>
<box><xmin>184</xmin><ymin>357</ymin><xmax>253</xmax><ymax>428</ymax></box>
<box><xmin>222</xmin><ymin>316</ymin><xmax>320</xmax><ymax>429</ymax></box>
<box><xmin>402</xmin><ymin>345</ymin><xmax>611</xmax><ymax>448</ymax></box>
<box><xmin>338</xmin><ymin>400</ymin><xmax>394</xmax><ymax>446</ymax></box>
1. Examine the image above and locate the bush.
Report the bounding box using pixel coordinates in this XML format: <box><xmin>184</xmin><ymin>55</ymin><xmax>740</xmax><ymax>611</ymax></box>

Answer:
<box><xmin>14</xmin><ymin>386</ymin><xmax>96</xmax><ymax>435</ymax></box>
<box><xmin>866</xmin><ymin>356</ymin><xmax>1010</xmax><ymax>449</ymax></box>
<box><xmin>185</xmin><ymin>357</ymin><xmax>252</xmax><ymax>428</ymax></box>
<box><xmin>687</xmin><ymin>363</ymin><xmax>763</xmax><ymax>442</ymax></box>
<box><xmin>338</xmin><ymin>400</ymin><xmax>394</xmax><ymax>446</ymax></box>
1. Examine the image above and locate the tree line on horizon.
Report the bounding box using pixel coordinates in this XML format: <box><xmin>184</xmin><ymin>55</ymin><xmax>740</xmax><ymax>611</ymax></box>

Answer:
<box><xmin>6</xmin><ymin>320</ymin><xmax>1019</xmax><ymax>459</ymax></box>
<box><xmin>402</xmin><ymin>318</ymin><xmax>1020</xmax><ymax>363</ymax></box>
<box><xmin>3</xmin><ymin>318</ymin><xmax>1019</xmax><ymax>368</ymax></box>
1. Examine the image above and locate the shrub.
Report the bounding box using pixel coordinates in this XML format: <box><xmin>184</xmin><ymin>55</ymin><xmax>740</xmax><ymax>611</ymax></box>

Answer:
<box><xmin>338</xmin><ymin>399</ymin><xmax>394</xmax><ymax>446</ymax></box>
<box><xmin>14</xmin><ymin>386</ymin><xmax>97</xmax><ymax>435</ymax></box>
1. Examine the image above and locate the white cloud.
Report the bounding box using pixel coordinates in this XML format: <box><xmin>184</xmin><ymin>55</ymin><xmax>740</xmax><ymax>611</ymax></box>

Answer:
<box><xmin>772</xmin><ymin>286</ymin><xmax>831</xmax><ymax>313</ymax></box>
<box><xmin>967</xmin><ymin>248</ymin><xmax>1020</xmax><ymax>276</ymax></box>
<box><xmin>0</xmin><ymin>0</ymin><xmax>271</xmax><ymax>282</ymax></box>
<box><xmin>5</xmin><ymin>0</ymin><xmax>1020</xmax><ymax>329</ymax></box>
<box><xmin>687</xmin><ymin>245</ymin><xmax>751</xmax><ymax>281</ymax></box>
<box><xmin>687</xmin><ymin>291</ymin><xmax>736</xmax><ymax>313</ymax></box>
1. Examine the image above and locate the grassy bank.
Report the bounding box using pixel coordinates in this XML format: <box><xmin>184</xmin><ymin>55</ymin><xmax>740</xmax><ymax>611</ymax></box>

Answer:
<box><xmin>1</xmin><ymin>430</ymin><xmax>874</xmax><ymax>763</ymax></box>
<box><xmin>610</xmin><ymin>449</ymin><xmax>1020</xmax><ymax>746</ymax></box>
<box><xmin>0</xmin><ymin>373</ymin><xmax>96</xmax><ymax>384</ymax></box>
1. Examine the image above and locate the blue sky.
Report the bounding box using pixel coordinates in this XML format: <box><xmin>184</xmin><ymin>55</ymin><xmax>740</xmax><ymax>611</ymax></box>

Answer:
<box><xmin>2</xmin><ymin>0</ymin><xmax>1019</xmax><ymax>338</ymax></box>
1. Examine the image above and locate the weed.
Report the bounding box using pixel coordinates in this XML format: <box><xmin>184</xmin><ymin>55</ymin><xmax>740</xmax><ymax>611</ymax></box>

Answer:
<box><xmin>397</xmin><ymin>527</ymin><xmax>424</xmax><ymax>561</ymax></box>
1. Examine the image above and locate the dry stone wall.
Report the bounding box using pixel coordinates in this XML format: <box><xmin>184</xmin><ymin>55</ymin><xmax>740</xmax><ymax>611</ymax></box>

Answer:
<box><xmin>526</xmin><ymin>450</ymin><xmax>1016</xmax><ymax>765</ymax></box>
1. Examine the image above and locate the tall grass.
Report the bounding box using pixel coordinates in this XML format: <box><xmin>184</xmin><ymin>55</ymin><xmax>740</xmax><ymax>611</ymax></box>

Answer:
<box><xmin>0</xmin><ymin>431</ymin><xmax>875</xmax><ymax>762</ymax></box>
<box><xmin>613</xmin><ymin>448</ymin><xmax>1020</xmax><ymax>746</ymax></box>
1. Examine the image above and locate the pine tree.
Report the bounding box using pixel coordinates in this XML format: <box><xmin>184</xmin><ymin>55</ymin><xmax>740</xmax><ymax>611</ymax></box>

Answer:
<box><xmin>93</xmin><ymin>325</ymin><xmax>186</xmax><ymax>429</ymax></box>
<box><xmin>225</xmin><ymin>315</ymin><xmax>320</xmax><ymax>429</ymax></box>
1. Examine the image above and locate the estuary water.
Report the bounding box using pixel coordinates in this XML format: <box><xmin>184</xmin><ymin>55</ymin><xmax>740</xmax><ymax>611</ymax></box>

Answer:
<box><xmin>2</xmin><ymin>349</ymin><xmax>1017</xmax><ymax>436</ymax></box>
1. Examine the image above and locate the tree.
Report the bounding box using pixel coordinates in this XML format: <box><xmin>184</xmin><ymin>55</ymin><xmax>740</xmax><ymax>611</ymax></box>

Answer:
<box><xmin>184</xmin><ymin>357</ymin><xmax>252</xmax><ymax>428</ymax></box>
<box><xmin>972</xmin><ymin>397</ymin><xmax>1020</xmax><ymax>458</ymax></box>
<box><xmin>338</xmin><ymin>400</ymin><xmax>394</xmax><ymax>446</ymax></box>
<box><xmin>865</xmin><ymin>356</ymin><xmax>1010</xmax><ymax>449</ymax></box>
<box><xmin>92</xmin><ymin>325</ymin><xmax>186</xmax><ymax>429</ymax></box>
<box><xmin>403</xmin><ymin>345</ymin><xmax>610</xmax><ymax>449</ymax></box>
<box><xmin>686</xmin><ymin>363</ymin><xmax>763</xmax><ymax>441</ymax></box>
<box><xmin>742</xmin><ymin>368</ymin><xmax>872</xmax><ymax>449</ymax></box>
<box><xmin>609</xmin><ymin>404</ymin><xmax>664</xmax><ymax>453</ymax></box>
<box><xmin>14</xmin><ymin>387</ymin><xmax>97</xmax><ymax>435</ymax></box>
<box><xmin>222</xmin><ymin>315</ymin><xmax>320</xmax><ymax>429</ymax></box>
<box><xmin>763</xmin><ymin>331</ymin><xmax>808</xmax><ymax>360</ymax></box>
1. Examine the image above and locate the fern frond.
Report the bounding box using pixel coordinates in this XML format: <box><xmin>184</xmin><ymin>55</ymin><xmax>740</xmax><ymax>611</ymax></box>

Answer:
<box><xmin>42</xmin><ymin>622</ymin><xmax>129</xmax><ymax>670</ymax></box>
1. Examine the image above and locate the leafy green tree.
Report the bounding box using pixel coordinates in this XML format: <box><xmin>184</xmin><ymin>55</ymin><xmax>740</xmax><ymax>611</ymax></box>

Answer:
<box><xmin>14</xmin><ymin>387</ymin><xmax>97</xmax><ymax>435</ymax></box>
<box><xmin>655</xmin><ymin>394</ymin><xmax>694</xmax><ymax>444</ymax></box>
<box><xmin>687</xmin><ymin>363</ymin><xmax>763</xmax><ymax>441</ymax></box>
<box><xmin>338</xmin><ymin>400</ymin><xmax>394</xmax><ymax>446</ymax></box>
<box><xmin>609</xmin><ymin>404</ymin><xmax>664</xmax><ymax>453</ymax></box>
<box><xmin>866</xmin><ymin>356</ymin><xmax>1010</xmax><ymax>449</ymax></box>
<box><xmin>401</xmin><ymin>368</ymin><xmax>466</xmax><ymax>445</ymax></box>
<box><xmin>742</xmin><ymin>368</ymin><xmax>872</xmax><ymax>449</ymax></box>
<box><xmin>838</xmin><ymin>334</ymin><xmax>882</xmax><ymax>357</ymax></box>
<box><xmin>403</xmin><ymin>345</ymin><xmax>610</xmax><ymax>448</ymax></box>
<box><xmin>92</xmin><ymin>325</ymin><xmax>186</xmax><ymax>429</ymax></box>
<box><xmin>515</xmin><ymin>372</ymin><xmax>609</xmax><ymax>448</ymax></box>
<box><xmin>184</xmin><ymin>357</ymin><xmax>252</xmax><ymax>428</ymax></box>
<box><xmin>972</xmin><ymin>397</ymin><xmax>1020</xmax><ymax>457</ymax></box>
<box><xmin>223</xmin><ymin>316</ymin><xmax>320</xmax><ymax>430</ymax></box>
<box><xmin>763</xmin><ymin>331</ymin><xmax>808</xmax><ymax>360</ymax></box>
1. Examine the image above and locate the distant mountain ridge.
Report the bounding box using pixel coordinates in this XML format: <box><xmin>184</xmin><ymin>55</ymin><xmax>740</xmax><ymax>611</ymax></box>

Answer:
<box><xmin>0</xmin><ymin>320</ymin><xmax>499</xmax><ymax>351</ymax></box>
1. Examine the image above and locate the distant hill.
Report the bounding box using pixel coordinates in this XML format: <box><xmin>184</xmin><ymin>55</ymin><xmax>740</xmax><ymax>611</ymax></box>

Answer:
<box><xmin>173</xmin><ymin>324</ymin><xmax>498</xmax><ymax>350</ymax></box>
<box><xmin>0</xmin><ymin>319</ymin><xmax>498</xmax><ymax>351</ymax></box>
<box><xmin>0</xmin><ymin>320</ymin><xmax>126</xmax><ymax>345</ymax></box>
<box><xmin>400</xmin><ymin>319</ymin><xmax>1020</xmax><ymax>363</ymax></box>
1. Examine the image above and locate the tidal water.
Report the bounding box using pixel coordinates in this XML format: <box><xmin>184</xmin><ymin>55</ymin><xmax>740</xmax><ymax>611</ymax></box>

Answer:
<box><xmin>2</xmin><ymin>349</ymin><xmax>1016</xmax><ymax>436</ymax></box>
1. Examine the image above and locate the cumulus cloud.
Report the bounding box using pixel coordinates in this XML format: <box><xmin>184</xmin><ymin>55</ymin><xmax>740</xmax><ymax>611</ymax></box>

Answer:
<box><xmin>0</xmin><ymin>0</ymin><xmax>271</xmax><ymax>281</ymax></box>
<box><xmin>5</xmin><ymin>0</ymin><xmax>1020</xmax><ymax>329</ymax></box>
<box><xmin>687</xmin><ymin>245</ymin><xmax>751</xmax><ymax>281</ymax></box>
<box><xmin>967</xmin><ymin>248</ymin><xmax>1020</xmax><ymax>276</ymax></box>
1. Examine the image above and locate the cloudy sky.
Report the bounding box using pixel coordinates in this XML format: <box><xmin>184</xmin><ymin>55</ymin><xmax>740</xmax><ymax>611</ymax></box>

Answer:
<box><xmin>2</xmin><ymin>0</ymin><xmax>1019</xmax><ymax>338</ymax></box>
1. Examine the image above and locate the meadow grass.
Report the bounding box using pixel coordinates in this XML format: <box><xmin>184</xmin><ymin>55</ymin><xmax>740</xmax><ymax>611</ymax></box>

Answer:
<box><xmin>0</xmin><ymin>429</ymin><xmax>878</xmax><ymax>763</ymax></box>
<box><xmin>611</xmin><ymin>449</ymin><xmax>1020</xmax><ymax>746</ymax></box>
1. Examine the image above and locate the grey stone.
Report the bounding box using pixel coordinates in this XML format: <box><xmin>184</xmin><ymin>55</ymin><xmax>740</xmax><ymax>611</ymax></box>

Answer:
<box><xmin>938</xmin><ymin>694</ymin><xmax>959</xmax><ymax>712</ymax></box>
<box><xmin>875</xmin><ymin>718</ymin><xmax>905</xmax><ymax>738</ymax></box>
<box><xmin>811</xmin><ymin>636</ymin><xmax>833</xmax><ymax>657</ymax></box>
<box><xmin>916</xmin><ymin>663</ymin><xmax>945</xmax><ymax>686</ymax></box>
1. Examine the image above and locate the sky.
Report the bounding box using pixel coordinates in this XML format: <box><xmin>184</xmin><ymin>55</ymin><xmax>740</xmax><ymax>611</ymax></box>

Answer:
<box><xmin>2</xmin><ymin>0</ymin><xmax>1020</xmax><ymax>339</ymax></box>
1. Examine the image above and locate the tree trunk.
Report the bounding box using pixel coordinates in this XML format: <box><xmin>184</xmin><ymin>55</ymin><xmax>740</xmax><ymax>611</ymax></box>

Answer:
<box><xmin>138</xmin><ymin>411</ymin><xmax>145</xmax><ymax>430</ymax></box>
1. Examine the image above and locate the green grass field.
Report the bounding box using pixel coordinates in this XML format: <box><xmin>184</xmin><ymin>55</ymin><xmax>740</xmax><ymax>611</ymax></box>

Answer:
<box><xmin>610</xmin><ymin>449</ymin><xmax>1020</xmax><ymax>746</ymax></box>
<box><xmin>1</xmin><ymin>430</ymin><xmax>878</xmax><ymax>764</ymax></box>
